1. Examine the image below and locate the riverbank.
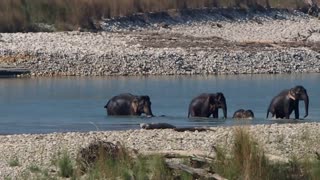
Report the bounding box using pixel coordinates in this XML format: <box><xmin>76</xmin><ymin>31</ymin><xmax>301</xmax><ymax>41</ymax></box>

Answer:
<box><xmin>0</xmin><ymin>9</ymin><xmax>320</xmax><ymax>76</ymax></box>
<box><xmin>1</xmin><ymin>122</ymin><xmax>319</xmax><ymax>178</ymax></box>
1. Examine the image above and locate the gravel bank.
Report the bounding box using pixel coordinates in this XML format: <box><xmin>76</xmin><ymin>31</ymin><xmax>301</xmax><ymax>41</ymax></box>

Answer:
<box><xmin>1</xmin><ymin>122</ymin><xmax>319</xmax><ymax>178</ymax></box>
<box><xmin>0</xmin><ymin>9</ymin><xmax>320</xmax><ymax>76</ymax></box>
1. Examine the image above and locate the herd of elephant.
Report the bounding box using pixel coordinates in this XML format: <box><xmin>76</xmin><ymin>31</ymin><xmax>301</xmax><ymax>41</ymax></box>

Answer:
<box><xmin>104</xmin><ymin>85</ymin><xmax>309</xmax><ymax>120</ymax></box>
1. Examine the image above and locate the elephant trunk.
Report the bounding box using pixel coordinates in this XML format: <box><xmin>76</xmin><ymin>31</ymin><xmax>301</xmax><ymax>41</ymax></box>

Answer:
<box><xmin>222</xmin><ymin>104</ymin><xmax>227</xmax><ymax>119</ymax></box>
<box><xmin>144</xmin><ymin>106</ymin><xmax>154</xmax><ymax>117</ymax></box>
<box><xmin>302</xmin><ymin>94</ymin><xmax>309</xmax><ymax>118</ymax></box>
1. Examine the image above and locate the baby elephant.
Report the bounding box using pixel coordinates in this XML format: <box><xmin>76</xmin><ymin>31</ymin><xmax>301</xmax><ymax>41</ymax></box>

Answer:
<box><xmin>232</xmin><ymin>109</ymin><xmax>254</xmax><ymax>119</ymax></box>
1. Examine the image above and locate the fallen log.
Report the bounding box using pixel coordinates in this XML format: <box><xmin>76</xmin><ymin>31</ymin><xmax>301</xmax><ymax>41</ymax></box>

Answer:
<box><xmin>141</xmin><ymin>150</ymin><xmax>215</xmax><ymax>159</ymax></box>
<box><xmin>140</xmin><ymin>123</ymin><xmax>176</xmax><ymax>129</ymax></box>
<box><xmin>174</xmin><ymin>127</ymin><xmax>210</xmax><ymax>132</ymax></box>
<box><xmin>166</xmin><ymin>160</ymin><xmax>227</xmax><ymax>180</ymax></box>
<box><xmin>140</xmin><ymin>122</ymin><xmax>212</xmax><ymax>132</ymax></box>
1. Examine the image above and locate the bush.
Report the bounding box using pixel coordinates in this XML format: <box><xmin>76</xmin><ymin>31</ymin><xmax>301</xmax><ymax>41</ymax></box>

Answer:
<box><xmin>57</xmin><ymin>150</ymin><xmax>74</xmax><ymax>178</ymax></box>
<box><xmin>212</xmin><ymin>127</ymin><xmax>320</xmax><ymax>180</ymax></box>
<box><xmin>8</xmin><ymin>156</ymin><xmax>20</xmax><ymax>167</ymax></box>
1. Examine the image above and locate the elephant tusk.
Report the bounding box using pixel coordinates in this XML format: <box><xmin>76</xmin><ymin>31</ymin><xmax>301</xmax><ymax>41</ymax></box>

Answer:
<box><xmin>288</xmin><ymin>93</ymin><xmax>296</xmax><ymax>100</ymax></box>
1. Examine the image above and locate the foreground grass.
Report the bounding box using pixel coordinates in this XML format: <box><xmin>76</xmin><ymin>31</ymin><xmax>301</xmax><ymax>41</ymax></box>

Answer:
<box><xmin>212</xmin><ymin>127</ymin><xmax>320</xmax><ymax>180</ymax></box>
<box><xmin>0</xmin><ymin>0</ymin><xmax>317</xmax><ymax>32</ymax></box>
<box><xmin>5</xmin><ymin>128</ymin><xmax>320</xmax><ymax>179</ymax></box>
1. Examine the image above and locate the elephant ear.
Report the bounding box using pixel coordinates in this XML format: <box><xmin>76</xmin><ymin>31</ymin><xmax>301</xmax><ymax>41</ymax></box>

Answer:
<box><xmin>207</xmin><ymin>95</ymin><xmax>215</xmax><ymax>104</ymax></box>
<box><xmin>131</xmin><ymin>98</ymin><xmax>139</xmax><ymax>113</ymax></box>
<box><xmin>207</xmin><ymin>95</ymin><xmax>216</xmax><ymax>110</ymax></box>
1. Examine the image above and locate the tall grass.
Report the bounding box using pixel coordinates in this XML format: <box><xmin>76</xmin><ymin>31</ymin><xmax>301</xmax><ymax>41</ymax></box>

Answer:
<box><xmin>0</xmin><ymin>0</ymin><xmax>318</xmax><ymax>32</ymax></box>
<box><xmin>212</xmin><ymin>127</ymin><xmax>320</xmax><ymax>180</ymax></box>
<box><xmin>213</xmin><ymin>127</ymin><xmax>269</xmax><ymax>179</ymax></box>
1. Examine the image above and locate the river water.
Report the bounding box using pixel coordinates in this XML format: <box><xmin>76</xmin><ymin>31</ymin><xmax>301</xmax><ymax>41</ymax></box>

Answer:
<box><xmin>0</xmin><ymin>74</ymin><xmax>319</xmax><ymax>134</ymax></box>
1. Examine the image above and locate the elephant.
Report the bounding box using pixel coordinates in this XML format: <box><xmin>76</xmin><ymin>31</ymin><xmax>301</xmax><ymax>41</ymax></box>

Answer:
<box><xmin>232</xmin><ymin>109</ymin><xmax>254</xmax><ymax>119</ymax></box>
<box><xmin>266</xmin><ymin>85</ymin><xmax>309</xmax><ymax>119</ymax></box>
<box><xmin>188</xmin><ymin>93</ymin><xmax>227</xmax><ymax>118</ymax></box>
<box><xmin>104</xmin><ymin>93</ymin><xmax>154</xmax><ymax>117</ymax></box>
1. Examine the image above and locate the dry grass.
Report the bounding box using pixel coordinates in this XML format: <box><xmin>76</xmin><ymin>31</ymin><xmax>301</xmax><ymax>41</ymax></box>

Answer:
<box><xmin>212</xmin><ymin>127</ymin><xmax>320</xmax><ymax>180</ymax></box>
<box><xmin>0</xmin><ymin>0</ymin><xmax>318</xmax><ymax>32</ymax></box>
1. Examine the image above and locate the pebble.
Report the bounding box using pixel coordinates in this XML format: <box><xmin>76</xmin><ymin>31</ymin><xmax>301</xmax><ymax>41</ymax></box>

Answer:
<box><xmin>0</xmin><ymin>10</ymin><xmax>319</xmax><ymax>76</ymax></box>
<box><xmin>0</xmin><ymin>122</ymin><xmax>319</xmax><ymax>178</ymax></box>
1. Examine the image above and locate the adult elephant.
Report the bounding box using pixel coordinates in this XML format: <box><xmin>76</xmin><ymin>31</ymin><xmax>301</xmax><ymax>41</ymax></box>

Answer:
<box><xmin>233</xmin><ymin>109</ymin><xmax>254</xmax><ymax>119</ymax></box>
<box><xmin>104</xmin><ymin>93</ymin><xmax>154</xmax><ymax>117</ymax></box>
<box><xmin>267</xmin><ymin>86</ymin><xmax>309</xmax><ymax>119</ymax></box>
<box><xmin>188</xmin><ymin>93</ymin><xmax>227</xmax><ymax>118</ymax></box>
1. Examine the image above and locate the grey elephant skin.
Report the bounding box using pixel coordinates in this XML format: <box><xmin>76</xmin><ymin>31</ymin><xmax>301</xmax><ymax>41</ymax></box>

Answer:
<box><xmin>188</xmin><ymin>93</ymin><xmax>227</xmax><ymax>118</ymax></box>
<box><xmin>232</xmin><ymin>109</ymin><xmax>254</xmax><ymax>119</ymax></box>
<box><xmin>267</xmin><ymin>86</ymin><xmax>309</xmax><ymax>119</ymax></box>
<box><xmin>104</xmin><ymin>93</ymin><xmax>154</xmax><ymax>116</ymax></box>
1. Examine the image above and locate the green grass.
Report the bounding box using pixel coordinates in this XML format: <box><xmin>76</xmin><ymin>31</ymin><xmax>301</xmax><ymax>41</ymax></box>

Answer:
<box><xmin>9</xmin><ymin>136</ymin><xmax>320</xmax><ymax>179</ymax></box>
<box><xmin>56</xmin><ymin>150</ymin><xmax>74</xmax><ymax>178</ymax></box>
<box><xmin>8</xmin><ymin>156</ymin><xmax>19</xmax><ymax>167</ymax></box>
<box><xmin>0</xmin><ymin>0</ymin><xmax>318</xmax><ymax>32</ymax></box>
<box><xmin>28</xmin><ymin>164</ymin><xmax>41</xmax><ymax>173</ymax></box>
<box><xmin>212</xmin><ymin>127</ymin><xmax>320</xmax><ymax>180</ymax></box>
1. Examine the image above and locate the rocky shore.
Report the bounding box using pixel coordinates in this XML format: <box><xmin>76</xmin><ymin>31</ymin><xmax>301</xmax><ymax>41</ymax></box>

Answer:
<box><xmin>0</xmin><ymin>122</ymin><xmax>319</xmax><ymax>178</ymax></box>
<box><xmin>0</xmin><ymin>9</ymin><xmax>320</xmax><ymax>76</ymax></box>
<box><xmin>1</xmin><ymin>8</ymin><xmax>320</xmax><ymax>178</ymax></box>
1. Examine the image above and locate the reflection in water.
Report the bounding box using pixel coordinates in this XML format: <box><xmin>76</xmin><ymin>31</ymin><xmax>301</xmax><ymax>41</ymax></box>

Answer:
<box><xmin>0</xmin><ymin>74</ymin><xmax>319</xmax><ymax>134</ymax></box>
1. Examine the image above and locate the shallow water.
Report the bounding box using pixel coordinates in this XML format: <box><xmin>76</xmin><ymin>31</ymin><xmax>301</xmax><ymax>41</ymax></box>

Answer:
<box><xmin>0</xmin><ymin>74</ymin><xmax>319</xmax><ymax>134</ymax></box>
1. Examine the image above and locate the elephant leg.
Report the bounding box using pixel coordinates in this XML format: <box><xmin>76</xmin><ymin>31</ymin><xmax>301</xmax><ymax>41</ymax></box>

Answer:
<box><xmin>294</xmin><ymin>101</ymin><xmax>299</xmax><ymax>119</ymax></box>
<box><xmin>189</xmin><ymin>110</ymin><xmax>196</xmax><ymax>117</ymax></box>
<box><xmin>212</xmin><ymin>109</ymin><xmax>218</xmax><ymax>118</ymax></box>
<box><xmin>284</xmin><ymin>101</ymin><xmax>291</xmax><ymax>119</ymax></box>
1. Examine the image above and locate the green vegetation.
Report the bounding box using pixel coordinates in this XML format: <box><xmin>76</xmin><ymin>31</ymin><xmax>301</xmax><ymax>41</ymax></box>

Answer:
<box><xmin>83</xmin><ymin>145</ymin><xmax>174</xmax><ymax>179</ymax></box>
<box><xmin>28</xmin><ymin>164</ymin><xmax>41</xmax><ymax>173</ymax></box>
<box><xmin>212</xmin><ymin>128</ymin><xmax>320</xmax><ymax>180</ymax></box>
<box><xmin>8</xmin><ymin>156</ymin><xmax>19</xmax><ymax>167</ymax></box>
<box><xmin>56</xmin><ymin>151</ymin><xmax>74</xmax><ymax>178</ymax></box>
<box><xmin>6</xmin><ymin>134</ymin><xmax>320</xmax><ymax>179</ymax></box>
<box><xmin>0</xmin><ymin>0</ymin><xmax>317</xmax><ymax>32</ymax></box>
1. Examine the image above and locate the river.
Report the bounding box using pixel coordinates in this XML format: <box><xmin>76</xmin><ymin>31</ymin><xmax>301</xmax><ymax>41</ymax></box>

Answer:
<box><xmin>0</xmin><ymin>74</ymin><xmax>319</xmax><ymax>134</ymax></box>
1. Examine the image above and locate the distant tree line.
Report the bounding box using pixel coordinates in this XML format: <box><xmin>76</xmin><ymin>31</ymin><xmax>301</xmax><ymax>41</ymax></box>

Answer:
<box><xmin>0</xmin><ymin>0</ymin><xmax>318</xmax><ymax>32</ymax></box>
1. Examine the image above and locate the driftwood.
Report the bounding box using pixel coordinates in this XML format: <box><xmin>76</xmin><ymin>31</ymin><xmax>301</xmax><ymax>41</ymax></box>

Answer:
<box><xmin>141</xmin><ymin>150</ymin><xmax>216</xmax><ymax>161</ymax></box>
<box><xmin>174</xmin><ymin>127</ymin><xmax>211</xmax><ymax>132</ymax></box>
<box><xmin>140</xmin><ymin>123</ymin><xmax>176</xmax><ymax>129</ymax></box>
<box><xmin>140</xmin><ymin>122</ymin><xmax>212</xmax><ymax>132</ymax></box>
<box><xmin>166</xmin><ymin>160</ymin><xmax>227</xmax><ymax>180</ymax></box>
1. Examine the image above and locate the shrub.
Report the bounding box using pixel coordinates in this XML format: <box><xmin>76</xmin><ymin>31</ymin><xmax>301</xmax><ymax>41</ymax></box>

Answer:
<box><xmin>28</xmin><ymin>164</ymin><xmax>41</xmax><ymax>173</ymax></box>
<box><xmin>213</xmin><ymin>128</ymin><xmax>271</xmax><ymax>179</ymax></box>
<box><xmin>57</xmin><ymin>150</ymin><xmax>74</xmax><ymax>178</ymax></box>
<box><xmin>8</xmin><ymin>156</ymin><xmax>20</xmax><ymax>167</ymax></box>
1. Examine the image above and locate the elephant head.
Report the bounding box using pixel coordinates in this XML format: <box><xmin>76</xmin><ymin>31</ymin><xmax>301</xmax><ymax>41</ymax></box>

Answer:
<box><xmin>233</xmin><ymin>109</ymin><xmax>254</xmax><ymax>119</ymax></box>
<box><xmin>232</xmin><ymin>109</ymin><xmax>245</xmax><ymax>119</ymax></box>
<box><xmin>213</xmin><ymin>92</ymin><xmax>227</xmax><ymax>118</ymax></box>
<box><xmin>131</xmin><ymin>95</ymin><xmax>154</xmax><ymax>117</ymax></box>
<box><xmin>243</xmin><ymin>109</ymin><xmax>254</xmax><ymax>119</ymax></box>
<box><xmin>244</xmin><ymin>110</ymin><xmax>254</xmax><ymax>119</ymax></box>
<box><xmin>289</xmin><ymin>86</ymin><xmax>309</xmax><ymax>118</ymax></box>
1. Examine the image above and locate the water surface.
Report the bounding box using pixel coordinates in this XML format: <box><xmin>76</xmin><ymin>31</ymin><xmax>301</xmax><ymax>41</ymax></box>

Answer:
<box><xmin>0</xmin><ymin>74</ymin><xmax>319</xmax><ymax>134</ymax></box>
